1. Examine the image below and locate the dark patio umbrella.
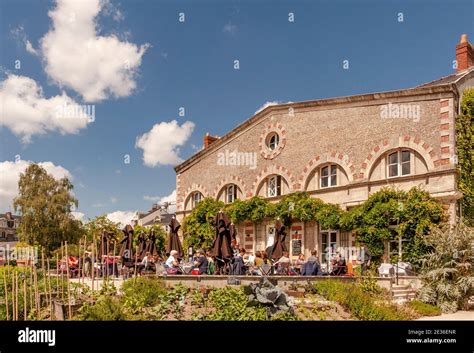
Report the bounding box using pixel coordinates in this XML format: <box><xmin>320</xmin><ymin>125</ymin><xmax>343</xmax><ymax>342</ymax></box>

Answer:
<box><xmin>119</xmin><ymin>224</ymin><xmax>134</xmax><ymax>262</ymax></box>
<box><xmin>146</xmin><ymin>229</ymin><xmax>158</xmax><ymax>256</ymax></box>
<box><xmin>211</xmin><ymin>211</ymin><xmax>235</xmax><ymax>260</ymax></box>
<box><xmin>167</xmin><ymin>217</ymin><xmax>184</xmax><ymax>258</ymax></box>
<box><xmin>271</xmin><ymin>220</ymin><xmax>287</xmax><ymax>260</ymax></box>
<box><xmin>137</xmin><ymin>231</ymin><xmax>147</xmax><ymax>260</ymax></box>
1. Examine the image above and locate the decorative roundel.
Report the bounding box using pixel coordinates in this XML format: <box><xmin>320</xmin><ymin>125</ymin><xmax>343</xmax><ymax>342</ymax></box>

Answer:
<box><xmin>259</xmin><ymin>122</ymin><xmax>287</xmax><ymax>160</ymax></box>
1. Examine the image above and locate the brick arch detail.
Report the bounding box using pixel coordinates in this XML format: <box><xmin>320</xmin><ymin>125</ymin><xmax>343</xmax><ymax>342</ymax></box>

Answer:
<box><xmin>360</xmin><ymin>135</ymin><xmax>438</xmax><ymax>179</ymax></box>
<box><xmin>183</xmin><ymin>183</ymin><xmax>209</xmax><ymax>210</ymax></box>
<box><xmin>259</xmin><ymin>122</ymin><xmax>287</xmax><ymax>160</ymax></box>
<box><xmin>251</xmin><ymin>165</ymin><xmax>295</xmax><ymax>197</ymax></box>
<box><xmin>299</xmin><ymin>152</ymin><xmax>355</xmax><ymax>188</ymax></box>
<box><xmin>213</xmin><ymin>176</ymin><xmax>247</xmax><ymax>199</ymax></box>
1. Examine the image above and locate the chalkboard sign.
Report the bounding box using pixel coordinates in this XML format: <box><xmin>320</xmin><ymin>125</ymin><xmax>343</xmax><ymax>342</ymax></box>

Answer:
<box><xmin>292</xmin><ymin>239</ymin><xmax>302</xmax><ymax>256</ymax></box>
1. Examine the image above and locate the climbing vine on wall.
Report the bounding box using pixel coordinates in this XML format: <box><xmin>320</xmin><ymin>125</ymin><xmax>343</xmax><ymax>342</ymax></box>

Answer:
<box><xmin>456</xmin><ymin>88</ymin><xmax>474</xmax><ymax>226</ymax></box>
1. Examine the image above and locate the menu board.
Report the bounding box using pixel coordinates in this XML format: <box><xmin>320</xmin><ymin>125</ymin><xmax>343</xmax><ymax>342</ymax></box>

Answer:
<box><xmin>292</xmin><ymin>239</ymin><xmax>302</xmax><ymax>256</ymax></box>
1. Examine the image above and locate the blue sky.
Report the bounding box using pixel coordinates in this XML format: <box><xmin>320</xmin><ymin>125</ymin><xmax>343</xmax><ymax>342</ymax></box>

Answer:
<box><xmin>0</xmin><ymin>0</ymin><xmax>472</xmax><ymax>224</ymax></box>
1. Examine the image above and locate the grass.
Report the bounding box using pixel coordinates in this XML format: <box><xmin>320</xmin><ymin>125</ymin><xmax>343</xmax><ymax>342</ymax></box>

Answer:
<box><xmin>311</xmin><ymin>280</ymin><xmax>411</xmax><ymax>320</ymax></box>
<box><xmin>409</xmin><ymin>300</ymin><xmax>441</xmax><ymax>317</ymax></box>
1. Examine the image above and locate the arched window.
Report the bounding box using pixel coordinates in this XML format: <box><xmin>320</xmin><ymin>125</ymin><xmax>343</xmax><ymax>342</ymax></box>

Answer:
<box><xmin>320</xmin><ymin>164</ymin><xmax>337</xmax><ymax>188</ymax></box>
<box><xmin>267</xmin><ymin>175</ymin><xmax>282</xmax><ymax>197</ymax></box>
<box><xmin>387</xmin><ymin>150</ymin><xmax>411</xmax><ymax>177</ymax></box>
<box><xmin>192</xmin><ymin>192</ymin><xmax>203</xmax><ymax>208</ymax></box>
<box><xmin>266</xmin><ymin>132</ymin><xmax>280</xmax><ymax>151</ymax></box>
<box><xmin>226</xmin><ymin>184</ymin><xmax>238</xmax><ymax>203</ymax></box>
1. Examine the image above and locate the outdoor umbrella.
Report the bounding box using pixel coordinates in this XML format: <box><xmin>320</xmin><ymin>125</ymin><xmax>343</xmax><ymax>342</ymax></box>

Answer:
<box><xmin>211</xmin><ymin>211</ymin><xmax>235</xmax><ymax>260</ymax></box>
<box><xmin>146</xmin><ymin>230</ymin><xmax>158</xmax><ymax>256</ymax></box>
<box><xmin>167</xmin><ymin>217</ymin><xmax>184</xmax><ymax>258</ymax></box>
<box><xmin>137</xmin><ymin>231</ymin><xmax>147</xmax><ymax>259</ymax></box>
<box><xmin>119</xmin><ymin>224</ymin><xmax>134</xmax><ymax>262</ymax></box>
<box><xmin>271</xmin><ymin>220</ymin><xmax>287</xmax><ymax>260</ymax></box>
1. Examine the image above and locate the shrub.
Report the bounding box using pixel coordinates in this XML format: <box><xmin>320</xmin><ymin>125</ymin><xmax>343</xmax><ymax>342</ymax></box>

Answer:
<box><xmin>312</xmin><ymin>280</ymin><xmax>409</xmax><ymax>320</ymax></box>
<box><xmin>417</xmin><ymin>223</ymin><xmax>474</xmax><ymax>313</ymax></box>
<box><xmin>205</xmin><ymin>287</ymin><xmax>268</xmax><ymax>321</ymax></box>
<box><xmin>121</xmin><ymin>277</ymin><xmax>167</xmax><ymax>308</ymax></box>
<box><xmin>78</xmin><ymin>296</ymin><xmax>128</xmax><ymax>321</ymax></box>
<box><xmin>409</xmin><ymin>300</ymin><xmax>441</xmax><ymax>317</ymax></box>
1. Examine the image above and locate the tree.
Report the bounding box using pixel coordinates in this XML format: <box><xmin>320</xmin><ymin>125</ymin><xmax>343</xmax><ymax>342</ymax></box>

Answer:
<box><xmin>456</xmin><ymin>88</ymin><xmax>474</xmax><ymax>225</ymax></box>
<box><xmin>13</xmin><ymin>164</ymin><xmax>82</xmax><ymax>255</ymax></box>
<box><xmin>344</xmin><ymin>187</ymin><xmax>445</xmax><ymax>265</ymax></box>
<box><xmin>84</xmin><ymin>215</ymin><xmax>121</xmax><ymax>243</ymax></box>
<box><xmin>418</xmin><ymin>223</ymin><xmax>474</xmax><ymax>313</ymax></box>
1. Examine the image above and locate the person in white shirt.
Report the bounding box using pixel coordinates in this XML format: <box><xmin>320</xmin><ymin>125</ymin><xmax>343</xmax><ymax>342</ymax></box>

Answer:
<box><xmin>165</xmin><ymin>250</ymin><xmax>180</xmax><ymax>269</ymax></box>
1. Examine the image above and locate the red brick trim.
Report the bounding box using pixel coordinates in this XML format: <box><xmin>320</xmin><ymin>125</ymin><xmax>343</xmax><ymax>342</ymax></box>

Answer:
<box><xmin>360</xmin><ymin>135</ymin><xmax>437</xmax><ymax>179</ymax></box>
<box><xmin>299</xmin><ymin>152</ymin><xmax>355</xmax><ymax>188</ymax></box>
<box><xmin>438</xmin><ymin>98</ymin><xmax>454</xmax><ymax>168</ymax></box>
<box><xmin>182</xmin><ymin>183</ymin><xmax>209</xmax><ymax>211</ymax></box>
<box><xmin>213</xmin><ymin>176</ymin><xmax>247</xmax><ymax>199</ymax></box>
<box><xmin>259</xmin><ymin>122</ymin><xmax>287</xmax><ymax>160</ymax></box>
<box><xmin>251</xmin><ymin>165</ymin><xmax>295</xmax><ymax>195</ymax></box>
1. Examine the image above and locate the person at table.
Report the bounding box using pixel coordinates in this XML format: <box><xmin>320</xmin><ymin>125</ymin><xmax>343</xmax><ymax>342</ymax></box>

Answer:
<box><xmin>254</xmin><ymin>251</ymin><xmax>264</xmax><ymax>267</ymax></box>
<box><xmin>330</xmin><ymin>254</ymin><xmax>347</xmax><ymax>276</ymax></box>
<box><xmin>295</xmin><ymin>253</ymin><xmax>305</xmax><ymax>273</ymax></box>
<box><xmin>193</xmin><ymin>249</ymin><xmax>208</xmax><ymax>275</ymax></box>
<box><xmin>165</xmin><ymin>250</ymin><xmax>181</xmax><ymax>274</ymax></box>
<box><xmin>274</xmin><ymin>251</ymin><xmax>291</xmax><ymax>274</ymax></box>
<box><xmin>206</xmin><ymin>250</ymin><xmax>215</xmax><ymax>275</ymax></box>
<box><xmin>139</xmin><ymin>251</ymin><xmax>154</xmax><ymax>274</ymax></box>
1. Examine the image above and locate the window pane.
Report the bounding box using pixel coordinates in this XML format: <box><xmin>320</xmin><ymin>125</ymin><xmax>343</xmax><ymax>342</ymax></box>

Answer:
<box><xmin>401</xmin><ymin>162</ymin><xmax>410</xmax><ymax>175</ymax></box>
<box><xmin>402</xmin><ymin>151</ymin><xmax>410</xmax><ymax>163</ymax></box>
<box><xmin>321</xmin><ymin>176</ymin><xmax>328</xmax><ymax>188</ymax></box>
<box><xmin>388</xmin><ymin>152</ymin><xmax>398</xmax><ymax>164</ymax></box>
<box><xmin>330</xmin><ymin>174</ymin><xmax>337</xmax><ymax>186</ymax></box>
<box><xmin>330</xmin><ymin>232</ymin><xmax>337</xmax><ymax>243</ymax></box>
<box><xmin>389</xmin><ymin>164</ymin><xmax>398</xmax><ymax>177</ymax></box>
<box><xmin>321</xmin><ymin>166</ymin><xmax>329</xmax><ymax>177</ymax></box>
<box><xmin>330</xmin><ymin>165</ymin><xmax>337</xmax><ymax>175</ymax></box>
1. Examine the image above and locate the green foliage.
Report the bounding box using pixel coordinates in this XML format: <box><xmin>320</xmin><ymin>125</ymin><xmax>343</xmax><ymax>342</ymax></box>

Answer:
<box><xmin>409</xmin><ymin>300</ymin><xmax>441</xmax><ymax>317</ymax></box>
<box><xmin>417</xmin><ymin>223</ymin><xmax>474</xmax><ymax>313</ymax></box>
<box><xmin>13</xmin><ymin>164</ymin><xmax>82</xmax><ymax>255</ymax></box>
<box><xmin>83</xmin><ymin>215</ymin><xmax>121</xmax><ymax>243</ymax></box>
<box><xmin>457</xmin><ymin>88</ymin><xmax>474</xmax><ymax>226</ymax></box>
<box><xmin>204</xmin><ymin>287</ymin><xmax>268</xmax><ymax>321</ymax></box>
<box><xmin>182</xmin><ymin>198</ymin><xmax>224</xmax><ymax>250</ymax></box>
<box><xmin>122</xmin><ymin>277</ymin><xmax>167</xmax><ymax>309</ymax></box>
<box><xmin>312</xmin><ymin>280</ymin><xmax>410</xmax><ymax>320</ymax></box>
<box><xmin>345</xmin><ymin>187</ymin><xmax>445</xmax><ymax>265</ymax></box>
<box><xmin>78</xmin><ymin>296</ymin><xmax>129</xmax><ymax>321</ymax></box>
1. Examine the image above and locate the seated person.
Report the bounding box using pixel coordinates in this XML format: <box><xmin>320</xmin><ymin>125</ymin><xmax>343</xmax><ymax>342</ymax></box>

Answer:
<box><xmin>232</xmin><ymin>248</ymin><xmax>247</xmax><ymax>275</ymax></box>
<box><xmin>330</xmin><ymin>254</ymin><xmax>347</xmax><ymax>276</ymax></box>
<box><xmin>193</xmin><ymin>249</ymin><xmax>208</xmax><ymax>274</ymax></box>
<box><xmin>301</xmin><ymin>250</ymin><xmax>322</xmax><ymax>276</ymax></box>
<box><xmin>165</xmin><ymin>250</ymin><xmax>181</xmax><ymax>274</ymax></box>
<box><xmin>274</xmin><ymin>251</ymin><xmax>291</xmax><ymax>274</ymax></box>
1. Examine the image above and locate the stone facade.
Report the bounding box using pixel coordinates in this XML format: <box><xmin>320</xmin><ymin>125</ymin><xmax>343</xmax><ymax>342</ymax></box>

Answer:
<box><xmin>174</xmin><ymin>37</ymin><xmax>474</xmax><ymax>263</ymax></box>
<box><xmin>0</xmin><ymin>212</ymin><xmax>20</xmax><ymax>242</ymax></box>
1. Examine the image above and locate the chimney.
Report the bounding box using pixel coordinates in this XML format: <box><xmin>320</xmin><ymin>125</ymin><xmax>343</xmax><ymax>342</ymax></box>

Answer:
<box><xmin>456</xmin><ymin>34</ymin><xmax>474</xmax><ymax>73</ymax></box>
<box><xmin>204</xmin><ymin>132</ymin><xmax>219</xmax><ymax>149</ymax></box>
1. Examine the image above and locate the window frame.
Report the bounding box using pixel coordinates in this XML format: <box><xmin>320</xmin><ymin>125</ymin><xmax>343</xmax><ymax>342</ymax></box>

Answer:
<box><xmin>320</xmin><ymin>164</ymin><xmax>338</xmax><ymax>188</ymax></box>
<box><xmin>226</xmin><ymin>184</ymin><xmax>238</xmax><ymax>204</ymax></box>
<box><xmin>387</xmin><ymin>150</ymin><xmax>411</xmax><ymax>178</ymax></box>
<box><xmin>192</xmin><ymin>192</ymin><xmax>202</xmax><ymax>208</ymax></box>
<box><xmin>267</xmin><ymin>175</ymin><xmax>282</xmax><ymax>197</ymax></box>
<box><xmin>266</xmin><ymin>132</ymin><xmax>280</xmax><ymax>151</ymax></box>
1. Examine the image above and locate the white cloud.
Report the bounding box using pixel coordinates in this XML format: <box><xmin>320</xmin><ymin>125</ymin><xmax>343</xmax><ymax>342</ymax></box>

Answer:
<box><xmin>136</xmin><ymin>120</ymin><xmax>195</xmax><ymax>167</ymax></box>
<box><xmin>110</xmin><ymin>196</ymin><xmax>118</xmax><ymax>204</ymax></box>
<box><xmin>11</xmin><ymin>25</ymin><xmax>38</xmax><ymax>55</ymax></box>
<box><xmin>71</xmin><ymin>211</ymin><xmax>85</xmax><ymax>221</ymax></box>
<box><xmin>0</xmin><ymin>74</ymin><xmax>93</xmax><ymax>143</ymax></box>
<box><xmin>254</xmin><ymin>100</ymin><xmax>293</xmax><ymax>114</ymax></box>
<box><xmin>106</xmin><ymin>210</ymin><xmax>136</xmax><ymax>227</ymax></box>
<box><xmin>0</xmin><ymin>160</ymin><xmax>72</xmax><ymax>212</ymax></box>
<box><xmin>223</xmin><ymin>21</ymin><xmax>237</xmax><ymax>34</ymax></box>
<box><xmin>39</xmin><ymin>0</ymin><xmax>149</xmax><ymax>102</ymax></box>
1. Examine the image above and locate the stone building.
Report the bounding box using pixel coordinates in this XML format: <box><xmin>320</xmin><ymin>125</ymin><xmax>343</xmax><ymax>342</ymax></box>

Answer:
<box><xmin>133</xmin><ymin>203</ymin><xmax>175</xmax><ymax>232</ymax></box>
<box><xmin>174</xmin><ymin>35</ymin><xmax>474</xmax><ymax>264</ymax></box>
<box><xmin>0</xmin><ymin>212</ymin><xmax>20</xmax><ymax>242</ymax></box>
